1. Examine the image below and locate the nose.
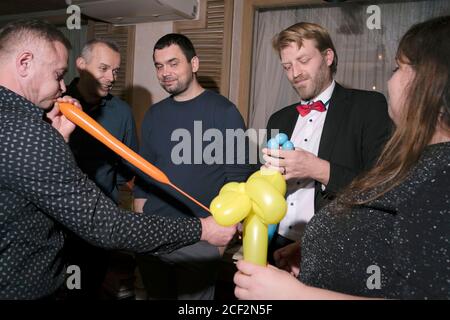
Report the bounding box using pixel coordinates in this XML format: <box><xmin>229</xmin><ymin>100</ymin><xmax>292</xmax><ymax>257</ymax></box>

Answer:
<box><xmin>160</xmin><ymin>65</ymin><xmax>171</xmax><ymax>77</ymax></box>
<box><xmin>105</xmin><ymin>69</ymin><xmax>115</xmax><ymax>82</ymax></box>
<box><xmin>292</xmin><ymin>62</ymin><xmax>304</xmax><ymax>79</ymax></box>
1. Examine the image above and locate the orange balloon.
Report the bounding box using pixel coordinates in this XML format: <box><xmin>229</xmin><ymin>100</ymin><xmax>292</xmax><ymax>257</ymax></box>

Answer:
<box><xmin>59</xmin><ymin>102</ymin><xmax>210</xmax><ymax>213</ymax></box>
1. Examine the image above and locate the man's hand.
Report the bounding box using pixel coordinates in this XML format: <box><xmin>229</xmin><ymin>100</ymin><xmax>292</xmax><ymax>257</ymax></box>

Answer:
<box><xmin>274</xmin><ymin>241</ymin><xmax>301</xmax><ymax>277</ymax></box>
<box><xmin>200</xmin><ymin>216</ymin><xmax>236</xmax><ymax>247</ymax></box>
<box><xmin>262</xmin><ymin>147</ymin><xmax>330</xmax><ymax>185</ymax></box>
<box><xmin>45</xmin><ymin>96</ymin><xmax>82</xmax><ymax>142</ymax></box>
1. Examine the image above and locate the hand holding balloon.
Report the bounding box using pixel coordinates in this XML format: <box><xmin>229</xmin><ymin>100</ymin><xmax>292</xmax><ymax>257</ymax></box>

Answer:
<box><xmin>46</xmin><ymin>96</ymin><xmax>82</xmax><ymax>142</ymax></box>
<box><xmin>266</xmin><ymin>133</ymin><xmax>294</xmax><ymax>242</ymax></box>
<box><xmin>210</xmin><ymin>169</ymin><xmax>287</xmax><ymax>266</ymax></box>
<box><xmin>264</xmin><ymin>133</ymin><xmax>295</xmax><ymax>176</ymax></box>
<box><xmin>267</xmin><ymin>133</ymin><xmax>295</xmax><ymax>152</ymax></box>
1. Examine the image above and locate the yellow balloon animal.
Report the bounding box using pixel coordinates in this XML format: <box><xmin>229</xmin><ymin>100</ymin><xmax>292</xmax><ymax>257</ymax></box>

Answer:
<box><xmin>210</xmin><ymin>169</ymin><xmax>287</xmax><ymax>266</ymax></box>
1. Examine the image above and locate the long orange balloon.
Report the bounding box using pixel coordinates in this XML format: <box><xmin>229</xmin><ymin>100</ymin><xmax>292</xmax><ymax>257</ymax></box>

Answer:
<box><xmin>59</xmin><ymin>102</ymin><xmax>210</xmax><ymax>213</ymax></box>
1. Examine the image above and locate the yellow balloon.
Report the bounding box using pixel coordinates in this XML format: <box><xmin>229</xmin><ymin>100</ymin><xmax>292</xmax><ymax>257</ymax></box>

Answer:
<box><xmin>210</xmin><ymin>191</ymin><xmax>251</xmax><ymax>226</ymax></box>
<box><xmin>245</xmin><ymin>178</ymin><xmax>287</xmax><ymax>225</ymax></box>
<box><xmin>248</xmin><ymin>169</ymin><xmax>286</xmax><ymax>196</ymax></box>
<box><xmin>209</xmin><ymin>169</ymin><xmax>287</xmax><ymax>266</ymax></box>
<box><xmin>218</xmin><ymin>181</ymin><xmax>245</xmax><ymax>194</ymax></box>
<box><xmin>243</xmin><ymin>212</ymin><xmax>268</xmax><ymax>266</ymax></box>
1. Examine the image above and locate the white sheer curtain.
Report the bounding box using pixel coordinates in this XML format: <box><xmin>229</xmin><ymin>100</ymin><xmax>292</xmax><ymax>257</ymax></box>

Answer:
<box><xmin>249</xmin><ymin>0</ymin><xmax>450</xmax><ymax>130</ymax></box>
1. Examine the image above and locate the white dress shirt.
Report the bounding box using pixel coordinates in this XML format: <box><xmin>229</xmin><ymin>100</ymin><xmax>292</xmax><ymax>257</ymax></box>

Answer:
<box><xmin>278</xmin><ymin>80</ymin><xmax>336</xmax><ymax>241</ymax></box>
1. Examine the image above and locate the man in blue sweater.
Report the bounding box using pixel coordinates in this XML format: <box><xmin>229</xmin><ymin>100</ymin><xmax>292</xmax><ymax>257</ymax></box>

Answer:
<box><xmin>64</xmin><ymin>39</ymin><xmax>138</xmax><ymax>299</ymax></box>
<box><xmin>134</xmin><ymin>34</ymin><xmax>253</xmax><ymax>300</ymax></box>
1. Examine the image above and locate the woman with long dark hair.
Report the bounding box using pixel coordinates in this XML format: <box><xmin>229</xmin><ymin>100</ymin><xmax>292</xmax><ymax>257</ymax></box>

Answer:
<box><xmin>234</xmin><ymin>15</ymin><xmax>450</xmax><ymax>299</ymax></box>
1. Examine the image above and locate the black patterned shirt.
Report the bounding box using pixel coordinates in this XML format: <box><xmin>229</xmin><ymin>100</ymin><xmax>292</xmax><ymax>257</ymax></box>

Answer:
<box><xmin>0</xmin><ymin>86</ymin><xmax>201</xmax><ymax>299</ymax></box>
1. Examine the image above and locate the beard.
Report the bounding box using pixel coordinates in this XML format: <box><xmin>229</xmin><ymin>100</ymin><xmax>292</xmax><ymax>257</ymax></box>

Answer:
<box><xmin>295</xmin><ymin>60</ymin><xmax>331</xmax><ymax>101</ymax></box>
<box><xmin>160</xmin><ymin>74</ymin><xmax>193</xmax><ymax>96</ymax></box>
<box><xmin>163</xmin><ymin>82</ymin><xmax>187</xmax><ymax>96</ymax></box>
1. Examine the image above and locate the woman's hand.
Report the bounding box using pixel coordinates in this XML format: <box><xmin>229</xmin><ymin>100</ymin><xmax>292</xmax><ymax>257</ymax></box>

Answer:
<box><xmin>234</xmin><ymin>260</ymin><xmax>305</xmax><ymax>300</ymax></box>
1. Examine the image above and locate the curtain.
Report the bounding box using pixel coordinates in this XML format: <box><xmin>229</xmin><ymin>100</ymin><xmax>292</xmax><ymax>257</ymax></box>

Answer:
<box><xmin>249</xmin><ymin>0</ymin><xmax>450</xmax><ymax>130</ymax></box>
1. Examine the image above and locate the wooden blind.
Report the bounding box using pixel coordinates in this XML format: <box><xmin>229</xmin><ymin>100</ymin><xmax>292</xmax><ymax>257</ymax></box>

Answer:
<box><xmin>175</xmin><ymin>0</ymin><xmax>233</xmax><ymax>96</ymax></box>
<box><xmin>88</xmin><ymin>21</ymin><xmax>135</xmax><ymax>104</ymax></box>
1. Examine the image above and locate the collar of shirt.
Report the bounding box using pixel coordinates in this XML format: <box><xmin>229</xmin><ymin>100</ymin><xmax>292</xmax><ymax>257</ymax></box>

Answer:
<box><xmin>300</xmin><ymin>80</ymin><xmax>336</xmax><ymax>110</ymax></box>
<box><xmin>0</xmin><ymin>85</ymin><xmax>44</xmax><ymax>119</ymax></box>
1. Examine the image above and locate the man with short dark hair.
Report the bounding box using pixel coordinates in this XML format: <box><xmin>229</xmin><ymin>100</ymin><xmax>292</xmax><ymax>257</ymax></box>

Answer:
<box><xmin>134</xmin><ymin>33</ymin><xmax>253</xmax><ymax>300</ymax></box>
<box><xmin>0</xmin><ymin>20</ymin><xmax>236</xmax><ymax>300</ymax></box>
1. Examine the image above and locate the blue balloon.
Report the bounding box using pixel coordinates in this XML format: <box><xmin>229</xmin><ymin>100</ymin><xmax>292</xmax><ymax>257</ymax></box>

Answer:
<box><xmin>275</xmin><ymin>133</ymin><xmax>289</xmax><ymax>145</ymax></box>
<box><xmin>267</xmin><ymin>138</ymin><xmax>279</xmax><ymax>150</ymax></box>
<box><xmin>268</xmin><ymin>224</ymin><xmax>277</xmax><ymax>242</ymax></box>
<box><xmin>282</xmin><ymin>140</ymin><xmax>295</xmax><ymax>150</ymax></box>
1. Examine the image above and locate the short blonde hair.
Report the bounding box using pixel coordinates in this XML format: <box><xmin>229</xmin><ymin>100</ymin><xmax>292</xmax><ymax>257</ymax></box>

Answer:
<box><xmin>273</xmin><ymin>22</ymin><xmax>338</xmax><ymax>74</ymax></box>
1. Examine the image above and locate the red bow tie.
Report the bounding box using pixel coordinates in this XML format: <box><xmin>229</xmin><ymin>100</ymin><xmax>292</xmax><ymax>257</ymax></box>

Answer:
<box><xmin>296</xmin><ymin>100</ymin><xmax>327</xmax><ymax>117</ymax></box>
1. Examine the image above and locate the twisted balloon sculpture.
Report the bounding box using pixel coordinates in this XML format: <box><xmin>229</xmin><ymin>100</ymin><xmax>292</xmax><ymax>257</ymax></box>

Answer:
<box><xmin>210</xmin><ymin>169</ymin><xmax>287</xmax><ymax>266</ymax></box>
<box><xmin>59</xmin><ymin>102</ymin><xmax>287</xmax><ymax>265</ymax></box>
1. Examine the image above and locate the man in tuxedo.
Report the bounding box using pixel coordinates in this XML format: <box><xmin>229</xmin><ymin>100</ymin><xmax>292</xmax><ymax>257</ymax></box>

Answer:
<box><xmin>263</xmin><ymin>22</ymin><xmax>392</xmax><ymax>258</ymax></box>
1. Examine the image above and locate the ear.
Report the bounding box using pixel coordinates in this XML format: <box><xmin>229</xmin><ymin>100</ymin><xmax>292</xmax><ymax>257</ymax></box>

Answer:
<box><xmin>76</xmin><ymin>56</ymin><xmax>86</xmax><ymax>71</ymax></box>
<box><xmin>324</xmin><ymin>48</ymin><xmax>334</xmax><ymax>68</ymax></box>
<box><xmin>191</xmin><ymin>56</ymin><xmax>199</xmax><ymax>73</ymax></box>
<box><xmin>16</xmin><ymin>51</ymin><xmax>33</xmax><ymax>77</ymax></box>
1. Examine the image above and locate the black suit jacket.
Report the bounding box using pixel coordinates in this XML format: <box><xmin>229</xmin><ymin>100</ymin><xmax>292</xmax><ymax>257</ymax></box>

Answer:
<box><xmin>266</xmin><ymin>83</ymin><xmax>392</xmax><ymax>211</ymax></box>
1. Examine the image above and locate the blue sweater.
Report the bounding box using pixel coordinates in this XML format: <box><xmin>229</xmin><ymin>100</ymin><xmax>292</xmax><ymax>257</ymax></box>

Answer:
<box><xmin>134</xmin><ymin>90</ymin><xmax>253</xmax><ymax>218</ymax></box>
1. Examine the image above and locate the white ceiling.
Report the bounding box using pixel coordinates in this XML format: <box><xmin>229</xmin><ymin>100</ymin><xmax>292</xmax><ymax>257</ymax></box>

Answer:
<box><xmin>0</xmin><ymin>0</ymin><xmax>198</xmax><ymax>25</ymax></box>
